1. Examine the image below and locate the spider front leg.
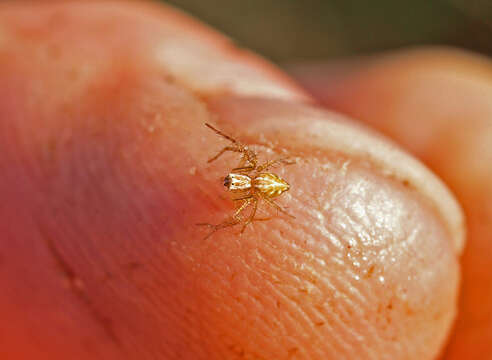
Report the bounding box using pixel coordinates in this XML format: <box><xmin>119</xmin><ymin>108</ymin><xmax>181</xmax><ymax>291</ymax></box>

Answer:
<box><xmin>207</xmin><ymin>145</ymin><xmax>243</xmax><ymax>163</ymax></box>
<box><xmin>232</xmin><ymin>165</ymin><xmax>256</xmax><ymax>173</ymax></box>
<box><xmin>230</xmin><ymin>154</ymin><xmax>256</xmax><ymax>174</ymax></box>
<box><xmin>207</xmin><ymin>145</ymin><xmax>258</xmax><ymax>168</ymax></box>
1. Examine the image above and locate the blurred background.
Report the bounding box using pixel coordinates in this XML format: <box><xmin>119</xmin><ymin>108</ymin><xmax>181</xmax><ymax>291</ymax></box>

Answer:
<box><xmin>162</xmin><ymin>0</ymin><xmax>492</xmax><ymax>63</ymax></box>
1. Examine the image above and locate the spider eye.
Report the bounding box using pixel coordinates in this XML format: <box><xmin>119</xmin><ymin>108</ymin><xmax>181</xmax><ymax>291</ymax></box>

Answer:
<box><xmin>224</xmin><ymin>176</ymin><xmax>231</xmax><ymax>187</ymax></box>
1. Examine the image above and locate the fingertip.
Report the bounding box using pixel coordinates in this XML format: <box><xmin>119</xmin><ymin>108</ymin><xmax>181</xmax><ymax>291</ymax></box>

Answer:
<box><xmin>290</xmin><ymin>47</ymin><xmax>492</xmax><ymax>359</ymax></box>
<box><xmin>200</xmin><ymin>95</ymin><xmax>462</xmax><ymax>359</ymax></box>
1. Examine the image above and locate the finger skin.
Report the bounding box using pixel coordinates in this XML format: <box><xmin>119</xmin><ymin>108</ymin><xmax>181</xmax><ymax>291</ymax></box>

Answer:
<box><xmin>291</xmin><ymin>48</ymin><xmax>491</xmax><ymax>359</ymax></box>
<box><xmin>0</xmin><ymin>3</ymin><xmax>462</xmax><ymax>360</ymax></box>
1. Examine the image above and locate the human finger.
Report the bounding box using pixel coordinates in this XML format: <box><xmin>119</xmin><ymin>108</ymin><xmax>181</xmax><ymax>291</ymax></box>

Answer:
<box><xmin>0</xmin><ymin>3</ymin><xmax>463</xmax><ymax>360</ymax></box>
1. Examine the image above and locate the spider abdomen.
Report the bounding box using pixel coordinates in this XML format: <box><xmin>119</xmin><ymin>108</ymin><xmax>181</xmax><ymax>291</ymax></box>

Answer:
<box><xmin>253</xmin><ymin>173</ymin><xmax>290</xmax><ymax>197</ymax></box>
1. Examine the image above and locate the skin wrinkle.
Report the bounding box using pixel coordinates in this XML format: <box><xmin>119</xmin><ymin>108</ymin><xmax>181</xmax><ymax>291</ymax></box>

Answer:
<box><xmin>0</xmin><ymin>183</ymin><xmax>124</xmax><ymax>359</ymax></box>
<box><xmin>205</xmin><ymin>222</ymin><xmax>314</xmax><ymax>360</ymax></box>
<box><xmin>260</xmin><ymin>246</ymin><xmax>340</xmax><ymax>360</ymax></box>
<box><xmin>40</xmin><ymin>230</ymin><xmax>121</xmax><ymax>346</ymax></box>
<box><xmin>298</xmin><ymin>261</ymin><xmax>368</xmax><ymax>358</ymax></box>
<box><xmin>155</xmin><ymin>39</ymin><xmax>307</xmax><ymax>102</ymax></box>
<box><xmin>30</xmin><ymin>86</ymin><xmax>213</xmax><ymax>356</ymax></box>
<box><xmin>252</xmin><ymin>241</ymin><xmax>325</xmax><ymax>359</ymax></box>
<box><xmin>302</xmin><ymin>162</ymin><xmax>452</xmax><ymax>358</ymax></box>
<box><xmin>218</xmin><ymin>238</ymin><xmax>318</xmax><ymax>358</ymax></box>
<box><xmin>302</xmin><ymin>211</ymin><xmax>374</xmax><ymax>358</ymax></box>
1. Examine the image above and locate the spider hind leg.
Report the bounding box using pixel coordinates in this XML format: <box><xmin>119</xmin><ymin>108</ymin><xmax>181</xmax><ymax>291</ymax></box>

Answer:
<box><xmin>240</xmin><ymin>197</ymin><xmax>258</xmax><ymax>233</ymax></box>
<box><xmin>196</xmin><ymin>219</ymin><xmax>241</xmax><ymax>240</ymax></box>
<box><xmin>259</xmin><ymin>193</ymin><xmax>296</xmax><ymax>219</ymax></box>
<box><xmin>197</xmin><ymin>197</ymin><xmax>255</xmax><ymax>239</ymax></box>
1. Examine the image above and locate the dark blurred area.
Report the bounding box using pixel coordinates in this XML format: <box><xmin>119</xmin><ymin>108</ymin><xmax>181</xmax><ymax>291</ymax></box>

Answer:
<box><xmin>162</xmin><ymin>0</ymin><xmax>492</xmax><ymax>63</ymax></box>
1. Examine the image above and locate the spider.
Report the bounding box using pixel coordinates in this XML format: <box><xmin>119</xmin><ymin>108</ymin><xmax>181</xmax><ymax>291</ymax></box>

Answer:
<box><xmin>198</xmin><ymin>123</ymin><xmax>294</xmax><ymax>239</ymax></box>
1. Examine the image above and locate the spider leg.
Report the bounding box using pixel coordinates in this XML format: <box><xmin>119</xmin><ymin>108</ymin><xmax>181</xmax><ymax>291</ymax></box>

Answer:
<box><xmin>196</xmin><ymin>198</ymin><xmax>254</xmax><ymax>239</ymax></box>
<box><xmin>256</xmin><ymin>159</ymin><xmax>281</xmax><ymax>172</ymax></box>
<box><xmin>259</xmin><ymin>193</ymin><xmax>296</xmax><ymax>219</ymax></box>
<box><xmin>205</xmin><ymin>123</ymin><xmax>239</xmax><ymax>144</ymax></box>
<box><xmin>236</xmin><ymin>150</ymin><xmax>257</xmax><ymax>170</ymax></box>
<box><xmin>207</xmin><ymin>146</ymin><xmax>258</xmax><ymax>167</ymax></box>
<box><xmin>207</xmin><ymin>146</ymin><xmax>244</xmax><ymax>163</ymax></box>
<box><xmin>233</xmin><ymin>197</ymin><xmax>254</xmax><ymax>219</ymax></box>
<box><xmin>232</xmin><ymin>165</ymin><xmax>255</xmax><ymax>173</ymax></box>
<box><xmin>196</xmin><ymin>218</ymin><xmax>241</xmax><ymax>240</ymax></box>
<box><xmin>205</xmin><ymin>123</ymin><xmax>259</xmax><ymax>167</ymax></box>
<box><xmin>252</xmin><ymin>217</ymin><xmax>272</xmax><ymax>222</ymax></box>
<box><xmin>232</xmin><ymin>194</ymin><xmax>254</xmax><ymax>201</ymax></box>
<box><xmin>240</xmin><ymin>197</ymin><xmax>258</xmax><ymax>233</ymax></box>
<box><xmin>236</xmin><ymin>144</ymin><xmax>257</xmax><ymax>168</ymax></box>
<box><xmin>234</xmin><ymin>155</ymin><xmax>247</xmax><ymax>169</ymax></box>
<box><xmin>256</xmin><ymin>158</ymin><xmax>294</xmax><ymax>172</ymax></box>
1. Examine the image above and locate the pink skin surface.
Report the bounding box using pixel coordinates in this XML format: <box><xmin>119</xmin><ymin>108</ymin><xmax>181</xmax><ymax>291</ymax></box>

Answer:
<box><xmin>0</xmin><ymin>2</ymin><xmax>463</xmax><ymax>360</ymax></box>
<box><xmin>291</xmin><ymin>48</ymin><xmax>492</xmax><ymax>359</ymax></box>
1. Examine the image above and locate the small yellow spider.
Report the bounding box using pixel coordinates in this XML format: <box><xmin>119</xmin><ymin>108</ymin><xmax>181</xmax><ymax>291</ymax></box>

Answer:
<box><xmin>198</xmin><ymin>123</ymin><xmax>294</xmax><ymax>239</ymax></box>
